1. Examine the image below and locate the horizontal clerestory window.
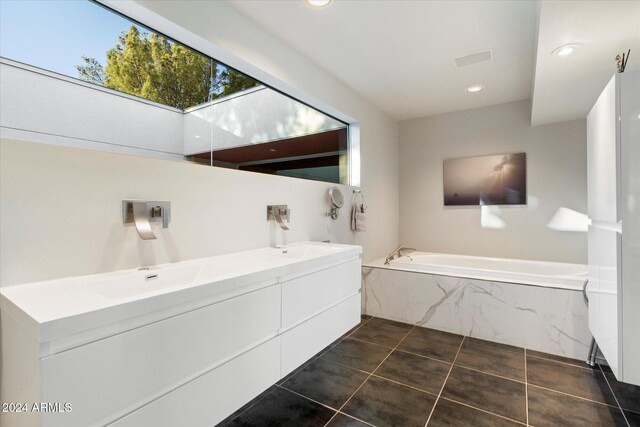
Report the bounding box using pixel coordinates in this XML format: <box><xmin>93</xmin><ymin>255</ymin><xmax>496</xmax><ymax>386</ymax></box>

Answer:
<box><xmin>0</xmin><ymin>0</ymin><xmax>350</xmax><ymax>185</ymax></box>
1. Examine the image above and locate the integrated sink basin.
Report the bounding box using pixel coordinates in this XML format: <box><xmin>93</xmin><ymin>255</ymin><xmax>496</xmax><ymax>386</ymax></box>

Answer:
<box><xmin>0</xmin><ymin>241</ymin><xmax>362</xmax><ymax>355</ymax></box>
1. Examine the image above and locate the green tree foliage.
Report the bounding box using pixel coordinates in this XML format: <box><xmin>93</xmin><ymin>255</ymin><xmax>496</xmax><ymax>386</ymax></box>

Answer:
<box><xmin>76</xmin><ymin>25</ymin><xmax>259</xmax><ymax>109</ymax></box>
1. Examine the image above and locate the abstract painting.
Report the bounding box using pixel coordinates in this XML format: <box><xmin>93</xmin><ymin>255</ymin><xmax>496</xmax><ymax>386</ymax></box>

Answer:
<box><xmin>443</xmin><ymin>153</ymin><xmax>526</xmax><ymax>206</ymax></box>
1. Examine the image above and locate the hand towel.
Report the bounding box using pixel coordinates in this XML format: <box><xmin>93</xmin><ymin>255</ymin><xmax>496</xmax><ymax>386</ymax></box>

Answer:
<box><xmin>351</xmin><ymin>203</ymin><xmax>366</xmax><ymax>232</ymax></box>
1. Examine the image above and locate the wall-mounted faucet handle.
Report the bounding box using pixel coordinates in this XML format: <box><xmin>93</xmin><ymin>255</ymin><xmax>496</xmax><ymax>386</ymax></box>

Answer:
<box><xmin>267</xmin><ymin>205</ymin><xmax>290</xmax><ymax>230</ymax></box>
<box><xmin>123</xmin><ymin>200</ymin><xmax>171</xmax><ymax>238</ymax></box>
<box><xmin>151</xmin><ymin>205</ymin><xmax>170</xmax><ymax>228</ymax></box>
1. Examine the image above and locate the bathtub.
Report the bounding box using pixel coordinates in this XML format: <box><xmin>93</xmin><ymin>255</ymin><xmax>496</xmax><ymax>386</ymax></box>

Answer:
<box><xmin>389</xmin><ymin>252</ymin><xmax>587</xmax><ymax>290</ymax></box>
<box><xmin>363</xmin><ymin>252</ymin><xmax>591</xmax><ymax>360</ymax></box>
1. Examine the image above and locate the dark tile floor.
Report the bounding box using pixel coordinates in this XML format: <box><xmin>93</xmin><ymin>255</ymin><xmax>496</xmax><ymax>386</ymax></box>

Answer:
<box><xmin>219</xmin><ymin>316</ymin><xmax>640</xmax><ymax>427</ymax></box>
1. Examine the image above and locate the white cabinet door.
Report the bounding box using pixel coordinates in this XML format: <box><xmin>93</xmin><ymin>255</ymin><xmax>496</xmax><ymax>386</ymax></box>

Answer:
<box><xmin>587</xmin><ymin>225</ymin><xmax>621</xmax><ymax>377</ymax></box>
<box><xmin>40</xmin><ymin>284</ymin><xmax>281</xmax><ymax>427</ymax></box>
<box><xmin>619</xmin><ymin>70</ymin><xmax>640</xmax><ymax>385</ymax></box>
<box><xmin>281</xmin><ymin>260</ymin><xmax>361</xmax><ymax>330</ymax></box>
<box><xmin>110</xmin><ymin>338</ymin><xmax>280</xmax><ymax>427</ymax></box>
<box><xmin>281</xmin><ymin>294</ymin><xmax>360</xmax><ymax>377</ymax></box>
<box><xmin>587</xmin><ymin>75</ymin><xmax>619</xmax><ymax>223</ymax></box>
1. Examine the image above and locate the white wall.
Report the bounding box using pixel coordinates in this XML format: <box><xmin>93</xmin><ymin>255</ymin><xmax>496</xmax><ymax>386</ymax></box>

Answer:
<box><xmin>399</xmin><ymin>99</ymin><xmax>587</xmax><ymax>264</ymax></box>
<box><xmin>0</xmin><ymin>1</ymin><xmax>399</xmax><ymax>287</ymax></box>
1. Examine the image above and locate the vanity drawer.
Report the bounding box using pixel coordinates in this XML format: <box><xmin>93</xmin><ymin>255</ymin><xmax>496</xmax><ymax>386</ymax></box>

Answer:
<box><xmin>110</xmin><ymin>337</ymin><xmax>280</xmax><ymax>427</ymax></box>
<box><xmin>40</xmin><ymin>284</ymin><xmax>281</xmax><ymax>427</ymax></box>
<box><xmin>281</xmin><ymin>293</ymin><xmax>360</xmax><ymax>377</ymax></box>
<box><xmin>281</xmin><ymin>259</ymin><xmax>360</xmax><ymax>329</ymax></box>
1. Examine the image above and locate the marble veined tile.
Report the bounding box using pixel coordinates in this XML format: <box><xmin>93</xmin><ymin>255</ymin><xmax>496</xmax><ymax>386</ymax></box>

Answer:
<box><xmin>362</xmin><ymin>267</ymin><xmax>590</xmax><ymax>360</ymax></box>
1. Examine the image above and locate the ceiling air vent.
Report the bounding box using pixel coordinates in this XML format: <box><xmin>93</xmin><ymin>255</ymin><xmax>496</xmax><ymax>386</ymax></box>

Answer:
<box><xmin>454</xmin><ymin>50</ymin><xmax>492</xmax><ymax>68</ymax></box>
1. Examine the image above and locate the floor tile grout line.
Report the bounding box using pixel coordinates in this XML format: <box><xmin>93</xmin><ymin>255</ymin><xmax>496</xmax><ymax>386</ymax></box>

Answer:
<box><xmin>394</xmin><ymin>346</ymin><xmax>461</xmax><ymax>365</ymax></box>
<box><xmin>463</xmin><ymin>337</ymin><xmax>526</xmax><ymax>356</ymax></box>
<box><xmin>318</xmin><ymin>355</ymin><xmax>384</xmax><ymax>376</ymax></box>
<box><xmin>526</xmin><ymin>382</ymin><xmax>622</xmax><ymax>408</ymax></box>
<box><xmin>327</xmin><ymin>335</ymin><xmax>528</xmax><ymax>386</ymax></box>
<box><xmin>454</xmin><ymin>361</ymin><xmax>527</xmax><ymax>384</ymax></box>
<box><xmin>279</xmin><ymin>316</ymin><xmax>373</xmax><ymax>387</ymax></box>
<box><xmin>323</xmin><ymin>324</ymin><xmax>417</xmax><ymax>427</ymax></box>
<box><xmin>219</xmin><ymin>386</ymin><xmax>276</xmax><ymax>425</ymax></box>
<box><xmin>368</xmin><ymin>373</ymin><xmax>440</xmax><ymax>396</ymax></box>
<box><xmin>276</xmin><ymin>384</ymin><xmax>376</xmax><ymax>427</ymax></box>
<box><xmin>598</xmin><ymin>363</ymin><xmax>631</xmax><ymax>427</ymax></box>
<box><xmin>438</xmin><ymin>396</ymin><xmax>528</xmax><ymax>426</ymax></box>
<box><xmin>424</xmin><ymin>336</ymin><xmax>466</xmax><ymax>426</ymax></box>
<box><xmin>341</xmin><ymin>336</ymin><xmax>396</xmax><ymax>350</ymax></box>
<box><xmin>524</xmin><ymin>348</ymin><xmax>529</xmax><ymax>426</ymax></box>
<box><xmin>335</xmin><ymin>411</ymin><xmax>377</xmax><ymax>427</ymax></box>
<box><xmin>526</xmin><ymin>353</ymin><xmax>599</xmax><ymax>371</ymax></box>
<box><xmin>315</xmin><ymin>355</ymin><xmax>528</xmax><ymax>410</ymax></box>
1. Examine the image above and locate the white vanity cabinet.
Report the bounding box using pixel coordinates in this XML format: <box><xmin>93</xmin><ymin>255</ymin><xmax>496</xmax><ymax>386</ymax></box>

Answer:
<box><xmin>0</xmin><ymin>243</ymin><xmax>362</xmax><ymax>427</ymax></box>
<box><xmin>280</xmin><ymin>259</ymin><xmax>361</xmax><ymax>375</ymax></box>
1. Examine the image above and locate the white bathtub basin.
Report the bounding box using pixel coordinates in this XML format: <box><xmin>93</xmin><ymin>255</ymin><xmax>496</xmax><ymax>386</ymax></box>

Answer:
<box><xmin>378</xmin><ymin>251</ymin><xmax>587</xmax><ymax>289</ymax></box>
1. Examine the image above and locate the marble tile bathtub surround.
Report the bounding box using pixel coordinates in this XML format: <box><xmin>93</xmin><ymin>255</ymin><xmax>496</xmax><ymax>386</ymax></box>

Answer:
<box><xmin>362</xmin><ymin>266</ymin><xmax>591</xmax><ymax>360</ymax></box>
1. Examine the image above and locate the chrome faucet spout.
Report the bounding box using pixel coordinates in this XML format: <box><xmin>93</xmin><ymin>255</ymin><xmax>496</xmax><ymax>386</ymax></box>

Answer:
<box><xmin>384</xmin><ymin>244</ymin><xmax>416</xmax><ymax>265</ymax></box>
<box><xmin>384</xmin><ymin>244</ymin><xmax>404</xmax><ymax>265</ymax></box>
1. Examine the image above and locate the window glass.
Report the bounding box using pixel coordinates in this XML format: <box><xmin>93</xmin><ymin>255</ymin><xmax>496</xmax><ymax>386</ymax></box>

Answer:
<box><xmin>0</xmin><ymin>0</ymin><xmax>349</xmax><ymax>184</ymax></box>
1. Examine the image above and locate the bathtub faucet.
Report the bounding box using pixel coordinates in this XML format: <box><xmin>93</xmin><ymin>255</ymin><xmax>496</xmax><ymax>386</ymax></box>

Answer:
<box><xmin>384</xmin><ymin>245</ymin><xmax>416</xmax><ymax>265</ymax></box>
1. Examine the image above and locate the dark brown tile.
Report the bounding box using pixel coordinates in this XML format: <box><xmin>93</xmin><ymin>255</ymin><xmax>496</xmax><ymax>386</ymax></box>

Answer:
<box><xmin>625</xmin><ymin>410</ymin><xmax>640</xmax><ymax>427</ymax></box>
<box><xmin>375</xmin><ymin>350</ymin><xmax>450</xmax><ymax>394</ymax></box>
<box><xmin>322</xmin><ymin>338</ymin><xmax>392</xmax><ymax>373</ymax></box>
<box><xmin>605</xmin><ymin>373</ymin><xmax>640</xmax><ymax>413</ymax></box>
<box><xmin>441</xmin><ymin>366</ymin><xmax>526</xmax><ymax>423</ymax></box>
<box><xmin>600</xmin><ymin>363</ymin><xmax>614</xmax><ymax>374</ymax></box>
<box><xmin>397</xmin><ymin>327</ymin><xmax>463</xmax><ymax>363</ymax></box>
<box><xmin>217</xmin><ymin>385</ymin><xmax>278</xmax><ymax>425</ymax></box>
<box><xmin>326</xmin><ymin>413</ymin><xmax>370</xmax><ymax>426</ymax></box>
<box><xmin>528</xmin><ymin>385</ymin><xmax>627</xmax><ymax>427</ymax></box>
<box><xmin>342</xmin><ymin>375</ymin><xmax>436</xmax><ymax>427</ymax></box>
<box><xmin>227</xmin><ymin>386</ymin><xmax>335</xmax><ymax>426</ymax></box>
<box><xmin>342</xmin><ymin>315</ymin><xmax>373</xmax><ymax>338</ymax></box>
<box><xmin>428</xmin><ymin>398</ymin><xmax>522</xmax><ymax>427</ymax></box>
<box><xmin>277</xmin><ymin>354</ymin><xmax>318</xmax><ymax>385</ymax></box>
<box><xmin>349</xmin><ymin>317</ymin><xmax>412</xmax><ymax>348</ymax></box>
<box><xmin>527</xmin><ymin>356</ymin><xmax>617</xmax><ymax>405</ymax></box>
<box><xmin>316</xmin><ymin>337</ymin><xmax>345</xmax><ymax>357</ymax></box>
<box><xmin>455</xmin><ymin>337</ymin><xmax>525</xmax><ymax>381</ymax></box>
<box><xmin>527</xmin><ymin>349</ymin><xmax>588</xmax><ymax>368</ymax></box>
<box><xmin>465</xmin><ymin>337</ymin><xmax>524</xmax><ymax>354</ymax></box>
<box><xmin>281</xmin><ymin>358</ymin><xmax>368</xmax><ymax>408</ymax></box>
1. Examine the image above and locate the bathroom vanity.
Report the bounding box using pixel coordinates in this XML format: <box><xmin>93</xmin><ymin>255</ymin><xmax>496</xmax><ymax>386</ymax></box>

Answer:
<box><xmin>0</xmin><ymin>242</ymin><xmax>362</xmax><ymax>427</ymax></box>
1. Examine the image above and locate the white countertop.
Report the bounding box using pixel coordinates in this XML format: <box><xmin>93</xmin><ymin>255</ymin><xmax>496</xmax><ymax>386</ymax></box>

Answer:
<box><xmin>0</xmin><ymin>242</ymin><xmax>361</xmax><ymax>355</ymax></box>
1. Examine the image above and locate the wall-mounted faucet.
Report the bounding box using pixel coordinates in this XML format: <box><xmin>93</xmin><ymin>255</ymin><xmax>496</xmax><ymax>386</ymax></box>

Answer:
<box><xmin>122</xmin><ymin>200</ymin><xmax>171</xmax><ymax>240</ymax></box>
<box><xmin>384</xmin><ymin>244</ymin><xmax>416</xmax><ymax>264</ymax></box>
<box><xmin>267</xmin><ymin>205</ymin><xmax>290</xmax><ymax>230</ymax></box>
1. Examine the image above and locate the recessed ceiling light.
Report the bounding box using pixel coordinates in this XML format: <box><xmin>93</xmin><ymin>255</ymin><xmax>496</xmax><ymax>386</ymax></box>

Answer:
<box><xmin>552</xmin><ymin>43</ymin><xmax>580</xmax><ymax>57</ymax></box>
<box><xmin>466</xmin><ymin>84</ymin><xmax>486</xmax><ymax>93</ymax></box>
<box><xmin>305</xmin><ymin>0</ymin><xmax>334</xmax><ymax>7</ymax></box>
<box><xmin>269</xmin><ymin>148</ymin><xmax>278</xmax><ymax>152</ymax></box>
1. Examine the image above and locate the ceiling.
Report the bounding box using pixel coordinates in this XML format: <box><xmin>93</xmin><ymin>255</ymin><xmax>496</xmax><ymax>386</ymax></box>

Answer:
<box><xmin>228</xmin><ymin>0</ymin><xmax>536</xmax><ymax>122</ymax></box>
<box><xmin>228</xmin><ymin>0</ymin><xmax>639</xmax><ymax>125</ymax></box>
<box><xmin>531</xmin><ymin>1</ymin><xmax>640</xmax><ymax>125</ymax></box>
<box><xmin>191</xmin><ymin>128</ymin><xmax>345</xmax><ymax>164</ymax></box>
